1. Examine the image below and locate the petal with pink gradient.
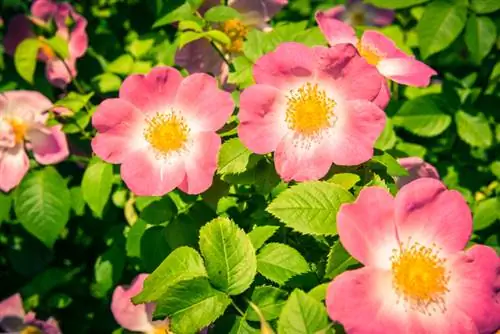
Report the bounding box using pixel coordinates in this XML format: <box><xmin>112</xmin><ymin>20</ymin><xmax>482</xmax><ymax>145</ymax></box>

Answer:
<box><xmin>175</xmin><ymin>73</ymin><xmax>234</xmax><ymax>132</ymax></box>
<box><xmin>0</xmin><ymin>145</ymin><xmax>29</xmax><ymax>192</ymax></box>
<box><xmin>27</xmin><ymin>125</ymin><xmax>69</xmax><ymax>164</ymax></box>
<box><xmin>120</xmin><ymin>149</ymin><xmax>185</xmax><ymax>196</ymax></box>
<box><xmin>229</xmin><ymin>0</ymin><xmax>288</xmax><ymax>22</ymax></box>
<box><xmin>45</xmin><ymin>57</ymin><xmax>75</xmax><ymax>89</ymax></box>
<box><xmin>175</xmin><ymin>38</ymin><xmax>226</xmax><ymax>77</ymax></box>
<box><xmin>67</xmin><ymin>10</ymin><xmax>88</xmax><ymax>58</ymax></box>
<box><xmin>31</xmin><ymin>0</ymin><xmax>58</xmax><ymax>21</ymax></box>
<box><xmin>0</xmin><ymin>91</ymin><xmax>52</xmax><ymax>124</ymax></box>
<box><xmin>396</xmin><ymin>157</ymin><xmax>440</xmax><ymax>189</ymax></box>
<box><xmin>119</xmin><ymin>67</ymin><xmax>183</xmax><ymax>113</ymax></box>
<box><xmin>365</xmin><ymin>7</ymin><xmax>395</xmax><ymax>27</ymax></box>
<box><xmin>377</xmin><ymin>57</ymin><xmax>437</xmax><ymax>87</ymax></box>
<box><xmin>328</xmin><ymin>100</ymin><xmax>386</xmax><ymax>166</ymax></box>
<box><xmin>372</xmin><ymin>78</ymin><xmax>390</xmax><ymax>109</ymax></box>
<box><xmin>3</xmin><ymin>15</ymin><xmax>34</xmax><ymax>56</ymax></box>
<box><xmin>337</xmin><ymin>187</ymin><xmax>399</xmax><ymax>269</ymax></box>
<box><xmin>111</xmin><ymin>274</ymin><xmax>155</xmax><ymax>333</ymax></box>
<box><xmin>315</xmin><ymin>11</ymin><xmax>358</xmax><ymax>46</ymax></box>
<box><xmin>394</xmin><ymin>178</ymin><xmax>472</xmax><ymax>254</ymax></box>
<box><xmin>0</xmin><ymin>294</ymin><xmax>25</xmax><ymax>320</ymax></box>
<box><xmin>360</xmin><ymin>30</ymin><xmax>406</xmax><ymax>59</ymax></box>
<box><xmin>253</xmin><ymin>42</ymin><xmax>316</xmax><ymax>89</ymax></box>
<box><xmin>238</xmin><ymin>84</ymin><xmax>287</xmax><ymax>154</ymax></box>
<box><xmin>321</xmin><ymin>5</ymin><xmax>345</xmax><ymax>21</ymax></box>
<box><xmin>178</xmin><ymin>132</ymin><xmax>221</xmax><ymax>195</ymax></box>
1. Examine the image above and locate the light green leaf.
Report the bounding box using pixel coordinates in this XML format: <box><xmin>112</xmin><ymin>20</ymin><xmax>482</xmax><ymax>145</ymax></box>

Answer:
<box><xmin>126</xmin><ymin>219</ymin><xmax>147</xmax><ymax>258</ymax></box>
<box><xmin>54</xmin><ymin>92</ymin><xmax>93</xmax><ymax>113</ymax></box>
<box><xmin>257</xmin><ymin>243</ymin><xmax>309</xmax><ymax>285</ymax></box>
<box><xmin>69</xmin><ymin>186</ymin><xmax>85</xmax><ymax>216</ymax></box>
<box><xmin>395</xmin><ymin>142</ymin><xmax>427</xmax><ymax>158</ymax></box>
<box><xmin>178</xmin><ymin>20</ymin><xmax>203</xmax><ymax>32</ymax></box>
<box><xmin>133</xmin><ymin>246</ymin><xmax>207</xmax><ymax>303</ymax></box>
<box><xmin>15</xmin><ymin>167</ymin><xmax>70</xmax><ymax>248</ymax></box>
<box><xmin>204</xmin><ymin>5</ymin><xmax>242</xmax><ymax>22</ymax></box>
<box><xmin>92</xmin><ymin>243</ymin><xmax>125</xmax><ymax>298</ymax></box>
<box><xmin>155</xmin><ymin>277</ymin><xmax>231</xmax><ymax>334</ymax></box>
<box><xmin>417</xmin><ymin>0</ymin><xmax>467</xmax><ymax>59</ymax></box>
<box><xmin>393</xmin><ymin>95</ymin><xmax>452</xmax><ymax>137</ymax></box>
<box><xmin>107</xmin><ymin>54</ymin><xmax>134</xmax><ymax>75</ymax></box>
<box><xmin>204</xmin><ymin>30</ymin><xmax>231</xmax><ymax>45</ymax></box>
<box><xmin>465</xmin><ymin>15</ymin><xmax>496</xmax><ymax>64</ymax></box>
<box><xmin>375</xmin><ymin>118</ymin><xmax>397</xmax><ymax>150</ymax></box>
<box><xmin>307</xmin><ymin>283</ymin><xmax>329</xmax><ymax>302</ymax></box>
<box><xmin>324</xmin><ymin>241</ymin><xmax>359</xmax><ymax>280</ymax></box>
<box><xmin>267</xmin><ymin>182</ymin><xmax>354</xmax><ymax>236</ymax></box>
<box><xmin>199</xmin><ymin>217</ymin><xmax>257</xmax><ymax>295</ymax></box>
<box><xmin>246</xmin><ymin>286</ymin><xmax>288</xmax><ymax>321</ymax></box>
<box><xmin>92</xmin><ymin>73</ymin><xmax>122</xmax><ymax>93</ymax></box>
<box><xmin>45</xmin><ymin>36</ymin><xmax>69</xmax><ymax>59</ymax></box>
<box><xmin>227</xmin><ymin>316</ymin><xmax>260</xmax><ymax>334</ymax></box>
<box><xmin>81</xmin><ymin>160</ymin><xmax>113</xmax><ymax>218</ymax></box>
<box><xmin>327</xmin><ymin>173</ymin><xmax>360</xmax><ymax>190</ymax></box>
<box><xmin>248</xmin><ymin>225</ymin><xmax>279</xmax><ymax>250</ymax></box>
<box><xmin>277</xmin><ymin>290</ymin><xmax>329</xmax><ymax>334</ymax></box>
<box><xmin>370</xmin><ymin>151</ymin><xmax>409</xmax><ymax>177</ymax></box>
<box><xmin>14</xmin><ymin>38</ymin><xmax>41</xmax><ymax>84</ymax></box>
<box><xmin>153</xmin><ymin>3</ymin><xmax>194</xmax><ymax>28</ymax></box>
<box><xmin>473</xmin><ymin>197</ymin><xmax>500</xmax><ymax>230</ymax></box>
<box><xmin>218</xmin><ymin>138</ymin><xmax>253</xmax><ymax>175</ymax></box>
<box><xmin>364</xmin><ymin>0</ymin><xmax>430</xmax><ymax>9</ymax></box>
<box><xmin>455</xmin><ymin>111</ymin><xmax>493</xmax><ymax>148</ymax></box>
<box><xmin>470</xmin><ymin>0</ymin><xmax>500</xmax><ymax>13</ymax></box>
<box><xmin>178</xmin><ymin>31</ymin><xmax>204</xmax><ymax>49</ymax></box>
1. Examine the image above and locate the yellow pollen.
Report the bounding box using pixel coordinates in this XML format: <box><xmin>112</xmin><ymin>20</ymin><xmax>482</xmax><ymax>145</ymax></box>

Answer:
<box><xmin>154</xmin><ymin>323</ymin><xmax>172</xmax><ymax>334</ymax></box>
<box><xmin>391</xmin><ymin>242</ymin><xmax>450</xmax><ymax>313</ymax></box>
<box><xmin>143</xmin><ymin>112</ymin><xmax>189</xmax><ymax>156</ymax></box>
<box><xmin>221</xmin><ymin>19</ymin><xmax>248</xmax><ymax>53</ymax></box>
<box><xmin>357</xmin><ymin>41</ymin><xmax>383</xmax><ymax>66</ymax></box>
<box><xmin>286</xmin><ymin>82</ymin><xmax>336</xmax><ymax>137</ymax></box>
<box><xmin>7</xmin><ymin>117</ymin><xmax>28</xmax><ymax>144</ymax></box>
<box><xmin>37</xmin><ymin>36</ymin><xmax>55</xmax><ymax>59</ymax></box>
<box><xmin>21</xmin><ymin>326</ymin><xmax>42</xmax><ymax>334</ymax></box>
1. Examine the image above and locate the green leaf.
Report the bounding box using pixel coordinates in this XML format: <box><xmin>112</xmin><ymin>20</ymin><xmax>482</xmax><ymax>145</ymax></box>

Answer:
<box><xmin>277</xmin><ymin>290</ymin><xmax>330</xmax><ymax>334</ymax></box>
<box><xmin>54</xmin><ymin>92</ymin><xmax>93</xmax><ymax>113</ymax></box>
<box><xmin>204</xmin><ymin>5</ymin><xmax>242</xmax><ymax>22</ymax></box>
<box><xmin>205</xmin><ymin>30</ymin><xmax>231</xmax><ymax>45</ymax></box>
<box><xmin>153</xmin><ymin>3</ymin><xmax>194</xmax><ymax>28</ymax></box>
<box><xmin>465</xmin><ymin>15</ymin><xmax>496</xmax><ymax>64</ymax></box>
<box><xmin>455</xmin><ymin>111</ymin><xmax>493</xmax><ymax>148</ymax></box>
<box><xmin>417</xmin><ymin>0</ymin><xmax>467</xmax><ymax>59</ymax></box>
<box><xmin>218</xmin><ymin>138</ymin><xmax>253</xmax><ymax>175</ymax></box>
<box><xmin>257</xmin><ymin>243</ymin><xmax>309</xmax><ymax>285</ymax></box>
<box><xmin>246</xmin><ymin>286</ymin><xmax>288</xmax><ymax>321</ymax></box>
<box><xmin>14</xmin><ymin>38</ymin><xmax>41</xmax><ymax>84</ymax></box>
<box><xmin>69</xmin><ymin>186</ymin><xmax>85</xmax><ymax>216</ymax></box>
<box><xmin>45</xmin><ymin>36</ymin><xmax>69</xmax><ymax>59</ymax></box>
<box><xmin>15</xmin><ymin>167</ymin><xmax>70</xmax><ymax>248</ymax></box>
<box><xmin>140</xmin><ymin>226</ymin><xmax>172</xmax><ymax>272</ymax></box>
<box><xmin>134</xmin><ymin>246</ymin><xmax>207</xmax><ymax>303</ymax></box>
<box><xmin>92</xmin><ymin>73</ymin><xmax>122</xmax><ymax>93</ymax></box>
<box><xmin>324</xmin><ymin>241</ymin><xmax>359</xmax><ymax>280</ymax></box>
<box><xmin>248</xmin><ymin>225</ymin><xmax>279</xmax><ymax>250</ymax></box>
<box><xmin>473</xmin><ymin>197</ymin><xmax>500</xmax><ymax>230</ymax></box>
<box><xmin>0</xmin><ymin>193</ymin><xmax>12</xmax><ymax>223</ymax></box>
<box><xmin>267</xmin><ymin>182</ymin><xmax>354</xmax><ymax>236</ymax></box>
<box><xmin>327</xmin><ymin>173</ymin><xmax>360</xmax><ymax>190</ymax></box>
<box><xmin>178</xmin><ymin>31</ymin><xmax>204</xmax><ymax>49</ymax></box>
<box><xmin>307</xmin><ymin>283</ymin><xmax>329</xmax><ymax>302</ymax></box>
<box><xmin>370</xmin><ymin>151</ymin><xmax>409</xmax><ymax>177</ymax></box>
<box><xmin>107</xmin><ymin>54</ymin><xmax>134</xmax><ymax>75</ymax></box>
<box><xmin>126</xmin><ymin>219</ymin><xmax>147</xmax><ymax>258</ymax></box>
<box><xmin>225</xmin><ymin>316</ymin><xmax>260</xmax><ymax>334</ymax></box>
<box><xmin>92</xmin><ymin>243</ymin><xmax>125</xmax><ymax>298</ymax></box>
<box><xmin>364</xmin><ymin>0</ymin><xmax>430</xmax><ymax>9</ymax></box>
<box><xmin>81</xmin><ymin>160</ymin><xmax>113</xmax><ymax>218</ymax></box>
<box><xmin>375</xmin><ymin>118</ymin><xmax>397</xmax><ymax>150</ymax></box>
<box><xmin>178</xmin><ymin>20</ymin><xmax>203</xmax><ymax>32</ymax></box>
<box><xmin>155</xmin><ymin>277</ymin><xmax>231</xmax><ymax>334</ymax></box>
<box><xmin>470</xmin><ymin>0</ymin><xmax>500</xmax><ymax>13</ymax></box>
<box><xmin>139</xmin><ymin>196</ymin><xmax>177</xmax><ymax>225</ymax></box>
<box><xmin>393</xmin><ymin>95</ymin><xmax>452</xmax><ymax>137</ymax></box>
<box><xmin>199</xmin><ymin>217</ymin><xmax>257</xmax><ymax>295</ymax></box>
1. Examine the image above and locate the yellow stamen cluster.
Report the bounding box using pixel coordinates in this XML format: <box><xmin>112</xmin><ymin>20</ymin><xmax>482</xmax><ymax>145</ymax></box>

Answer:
<box><xmin>143</xmin><ymin>112</ymin><xmax>189</xmax><ymax>157</ymax></box>
<box><xmin>357</xmin><ymin>42</ymin><xmax>383</xmax><ymax>66</ymax></box>
<box><xmin>391</xmin><ymin>242</ymin><xmax>450</xmax><ymax>314</ymax></box>
<box><xmin>7</xmin><ymin>117</ymin><xmax>28</xmax><ymax>144</ymax></box>
<box><xmin>286</xmin><ymin>82</ymin><xmax>336</xmax><ymax>137</ymax></box>
<box><xmin>21</xmin><ymin>326</ymin><xmax>42</xmax><ymax>334</ymax></box>
<box><xmin>221</xmin><ymin>19</ymin><xmax>248</xmax><ymax>53</ymax></box>
<box><xmin>154</xmin><ymin>324</ymin><xmax>172</xmax><ymax>334</ymax></box>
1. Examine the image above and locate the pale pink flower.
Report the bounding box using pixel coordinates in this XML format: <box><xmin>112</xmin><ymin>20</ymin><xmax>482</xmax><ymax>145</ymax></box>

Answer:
<box><xmin>0</xmin><ymin>293</ymin><xmax>61</xmax><ymax>334</ymax></box>
<box><xmin>327</xmin><ymin>178</ymin><xmax>500</xmax><ymax>333</ymax></box>
<box><xmin>324</xmin><ymin>0</ymin><xmax>394</xmax><ymax>27</ymax></box>
<box><xmin>0</xmin><ymin>91</ymin><xmax>69</xmax><ymax>192</ymax></box>
<box><xmin>91</xmin><ymin>66</ymin><xmax>234</xmax><ymax>196</ymax></box>
<box><xmin>238</xmin><ymin>42</ymin><xmax>386</xmax><ymax>181</ymax></box>
<box><xmin>4</xmin><ymin>0</ymin><xmax>88</xmax><ymax>88</ymax></box>
<box><xmin>396</xmin><ymin>157</ymin><xmax>439</xmax><ymax>188</ymax></box>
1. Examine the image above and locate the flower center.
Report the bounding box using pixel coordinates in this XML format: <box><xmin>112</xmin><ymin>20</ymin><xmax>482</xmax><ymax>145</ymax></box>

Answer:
<box><xmin>154</xmin><ymin>323</ymin><xmax>173</xmax><ymax>334</ymax></box>
<box><xmin>221</xmin><ymin>19</ymin><xmax>248</xmax><ymax>53</ymax></box>
<box><xmin>285</xmin><ymin>82</ymin><xmax>336</xmax><ymax>137</ymax></box>
<box><xmin>21</xmin><ymin>326</ymin><xmax>42</xmax><ymax>334</ymax></box>
<box><xmin>391</xmin><ymin>242</ymin><xmax>450</xmax><ymax>313</ymax></box>
<box><xmin>357</xmin><ymin>42</ymin><xmax>383</xmax><ymax>66</ymax></box>
<box><xmin>350</xmin><ymin>11</ymin><xmax>366</xmax><ymax>26</ymax></box>
<box><xmin>6</xmin><ymin>117</ymin><xmax>28</xmax><ymax>144</ymax></box>
<box><xmin>143</xmin><ymin>111</ymin><xmax>189</xmax><ymax>157</ymax></box>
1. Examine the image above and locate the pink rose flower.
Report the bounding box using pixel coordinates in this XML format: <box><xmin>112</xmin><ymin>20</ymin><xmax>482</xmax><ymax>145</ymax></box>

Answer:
<box><xmin>325</xmin><ymin>0</ymin><xmax>394</xmax><ymax>27</ymax></box>
<box><xmin>0</xmin><ymin>293</ymin><xmax>61</xmax><ymax>334</ymax></box>
<box><xmin>91</xmin><ymin>66</ymin><xmax>234</xmax><ymax>196</ymax></box>
<box><xmin>238</xmin><ymin>42</ymin><xmax>386</xmax><ymax>182</ymax></box>
<box><xmin>327</xmin><ymin>178</ymin><xmax>500</xmax><ymax>333</ymax></box>
<box><xmin>396</xmin><ymin>156</ymin><xmax>440</xmax><ymax>189</ymax></box>
<box><xmin>0</xmin><ymin>91</ymin><xmax>69</xmax><ymax>192</ymax></box>
<box><xmin>4</xmin><ymin>0</ymin><xmax>88</xmax><ymax>88</ymax></box>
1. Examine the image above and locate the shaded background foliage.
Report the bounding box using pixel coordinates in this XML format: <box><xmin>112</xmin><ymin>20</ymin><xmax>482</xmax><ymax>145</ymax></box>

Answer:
<box><xmin>0</xmin><ymin>0</ymin><xmax>499</xmax><ymax>333</ymax></box>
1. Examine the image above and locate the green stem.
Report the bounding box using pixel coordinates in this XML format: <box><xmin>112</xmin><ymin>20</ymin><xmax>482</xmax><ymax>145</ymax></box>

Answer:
<box><xmin>231</xmin><ymin>299</ymin><xmax>245</xmax><ymax>317</ymax></box>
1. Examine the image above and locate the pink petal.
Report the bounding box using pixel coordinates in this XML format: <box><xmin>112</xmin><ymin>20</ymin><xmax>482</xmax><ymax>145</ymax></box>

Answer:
<box><xmin>229</xmin><ymin>0</ymin><xmax>288</xmax><ymax>22</ymax></box>
<box><xmin>0</xmin><ymin>145</ymin><xmax>29</xmax><ymax>192</ymax></box>
<box><xmin>178</xmin><ymin>132</ymin><xmax>221</xmax><ymax>194</ymax></box>
<box><xmin>360</xmin><ymin>30</ymin><xmax>406</xmax><ymax>59</ymax></box>
<box><xmin>396</xmin><ymin>157</ymin><xmax>440</xmax><ymax>189</ymax></box>
<box><xmin>253</xmin><ymin>42</ymin><xmax>316</xmax><ymax>89</ymax></box>
<box><xmin>377</xmin><ymin>57</ymin><xmax>437</xmax><ymax>87</ymax></box>
<box><xmin>448</xmin><ymin>245</ymin><xmax>500</xmax><ymax>334</ymax></box>
<box><xmin>315</xmin><ymin>11</ymin><xmax>358</xmax><ymax>46</ymax></box>
<box><xmin>321</xmin><ymin>5</ymin><xmax>346</xmax><ymax>21</ymax></box>
<box><xmin>91</xmin><ymin>99</ymin><xmax>146</xmax><ymax>164</ymax></box>
<box><xmin>3</xmin><ymin>15</ymin><xmax>34</xmax><ymax>56</ymax></box>
<box><xmin>337</xmin><ymin>186</ymin><xmax>399</xmax><ymax>269</ymax></box>
<box><xmin>329</xmin><ymin>100</ymin><xmax>386</xmax><ymax>166</ymax></box>
<box><xmin>314</xmin><ymin>44</ymin><xmax>383</xmax><ymax>102</ymax></box>
<box><xmin>238</xmin><ymin>84</ymin><xmax>287</xmax><ymax>154</ymax></box>
<box><xmin>120</xmin><ymin>149</ymin><xmax>185</xmax><ymax>196</ymax></box>
<box><xmin>31</xmin><ymin>0</ymin><xmax>58</xmax><ymax>21</ymax></box>
<box><xmin>175</xmin><ymin>38</ymin><xmax>226</xmax><ymax>77</ymax></box>
<box><xmin>366</xmin><ymin>7</ymin><xmax>395</xmax><ymax>27</ymax></box>
<box><xmin>0</xmin><ymin>91</ymin><xmax>52</xmax><ymax>123</ymax></box>
<box><xmin>111</xmin><ymin>274</ymin><xmax>155</xmax><ymax>333</ymax></box>
<box><xmin>119</xmin><ymin>66</ymin><xmax>183</xmax><ymax>114</ymax></box>
<box><xmin>394</xmin><ymin>178</ymin><xmax>472</xmax><ymax>254</ymax></box>
<box><xmin>326</xmin><ymin>267</ymin><xmax>409</xmax><ymax>332</ymax></box>
<box><xmin>372</xmin><ymin>78</ymin><xmax>390</xmax><ymax>109</ymax></box>
<box><xmin>68</xmin><ymin>11</ymin><xmax>88</xmax><ymax>58</ymax></box>
<box><xmin>0</xmin><ymin>293</ymin><xmax>25</xmax><ymax>319</ymax></box>
<box><xmin>28</xmin><ymin>125</ymin><xmax>69</xmax><ymax>164</ymax></box>
<box><xmin>45</xmin><ymin>57</ymin><xmax>75</xmax><ymax>89</ymax></box>
<box><xmin>175</xmin><ymin>73</ymin><xmax>234</xmax><ymax>132</ymax></box>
